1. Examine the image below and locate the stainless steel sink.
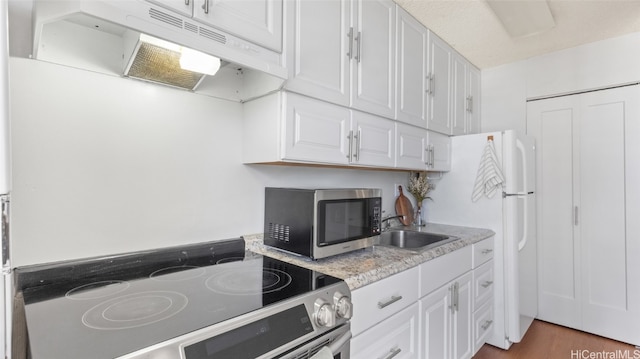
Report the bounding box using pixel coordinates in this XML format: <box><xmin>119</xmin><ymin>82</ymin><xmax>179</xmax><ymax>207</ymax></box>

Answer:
<box><xmin>377</xmin><ymin>230</ymin><xmax>458</xmax><ymax>251</ymax></box>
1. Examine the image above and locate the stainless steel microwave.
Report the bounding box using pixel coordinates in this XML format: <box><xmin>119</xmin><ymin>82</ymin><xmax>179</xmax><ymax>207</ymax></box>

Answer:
<box><xmin>264</xmin><ymin>188</ymin><xmax>382</xmax><ymax>260</ymax></box>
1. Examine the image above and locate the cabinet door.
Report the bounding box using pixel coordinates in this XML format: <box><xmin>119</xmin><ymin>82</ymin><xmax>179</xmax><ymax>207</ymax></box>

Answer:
<box><xmin>427</xmin><ymin>131</ymin><xmax>451</xmax><ymax>171</ymax></box>
<box><xmin>286</xmin><ymin>0</ymin><xmax>351</xmax><ymax>106</ymax></box>
<box><xmin>283</xmin><ymin>93</ymin><xmax>351</xmax><ymax>164</ymax></box>
<box><xmin>351</xmin><ymin>0</ymin><xmax>396</xmax><ymax>118</ymax></box>
<box><xmin>467</xmin><ymin>66</ymin><xmax>481</xmax><ymax>134</ymax></box>
<box><xmin>352</xmin><ymin>111</ymin><xmax>395</xmax><ymax>167</ymax></box>
<box><xmin>420</xmin><ymin>284</ymin><xmax>451</xmax><ymax>359</ymax></box>
<box><xmin>396</xmin><ymin>6</ymin><xmax>427</xmax><ymax>127</ymax></box>
<box><xmin>451</xmin><ymin>53</ymin><xmax>468</xmax><ymax>136</ymax></box>
<box><xmin>146</xmin><ymin>0</ymin><xmax>193</xmax><ymax>17</ymax></box>
<box><xmin>396</xmin><ymin>123</ymin><xmax>427</xmax><ymax>170</ymax></box>
<box><xmin>193</xmin><ymin>0</ymin><xmax>283</xmax><ymax>52</ymax></box>
<box><xmin>426</xmin><ymin>31</ymin><xmax>452</xmax><ymax>135</ymax></box>
<box><xmin>452</xmin><ymin>272</ymin><xmax>473</xmax><ymax>359</ymax></box>
<box><xmin>352</xmin><ymin>303</ymin><xmax>420</xmax><ymax>359</ymax></box>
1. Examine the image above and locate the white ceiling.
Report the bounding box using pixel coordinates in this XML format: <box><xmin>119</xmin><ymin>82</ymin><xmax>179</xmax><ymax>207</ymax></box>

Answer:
<box><xmin>395</xmin><ymin>0</ymin><xmax>640</xmax><ymax>69</ymax></box>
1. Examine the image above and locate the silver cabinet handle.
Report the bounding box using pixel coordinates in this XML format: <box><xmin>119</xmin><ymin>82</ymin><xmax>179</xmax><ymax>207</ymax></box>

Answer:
<box><xmin>481</xmin><ymin>280</ymin><xmax>494</xmax><ymax>288</ymax></box>
<box><xmin>481</xmin><ymin>249</ymin><xmax>493</xmax><ymax>254</ymax></box>
<box><xmin>185</xmin><ymin>0</ymin><xmax>189</xmax><ymax>5</ymax></box>
<box><xmin>481</xmin><ymin>320</ymin><xmax>493</xmax><ymax>331</ymax></box>
<box><xmin>355</xmin><ymin>31</ymin><xmax>362</xmax><ymax>63</ymax></box>
<box><xmin>453</xmin><ymin>282</ymin><xmax>459</xmax><ymax>312</ymax></box>
<box><xmin>431</xmin><ymin>74</ymin><xmax>435</xmax><ymax>96</ymax></box>
<box><xmin>202</xmin><ymin>0</ymin><xmax>209</xmax><ymax>14</ymax></box>
<box><xmin>379</xmin><ymin>347</ymin><xmax>402</xmax><ymax>359</ymax></box>
<box><xmin>469</xmin><ymin>96</ymin><xmax>473</xmax><ymax>113</ymax></box>
<box><xmin>347</xmin><ymin>27</ymin><xmax>354</xmax><ymax>59</ymax></box>
<box><xmin>425</xmin><ymin>73</ymin><xmax>431</xmax><ymax>94</ymax></box>
<box><xmin>574</xmin><ymin>206</ymin><xmax>579</xmax><ymax>226</ymax></box>
<box><xmin>354</xmin><ymin>129</ymin><xmax>361</xmax><ymax>161</ymax></box>
<box><xmin>430</xmin><ymin>145</ymin><xmax>435</xmax><ymax>168</ymax></box>
<box><xmin>347</xmin><ymin>130</ymin><xmax>353</xmax><ymax>161</ymax></box>
<box><xmin>378</xmin><ymin>295</ymin><xmax>403</xmax><ymax>309</ymax></box>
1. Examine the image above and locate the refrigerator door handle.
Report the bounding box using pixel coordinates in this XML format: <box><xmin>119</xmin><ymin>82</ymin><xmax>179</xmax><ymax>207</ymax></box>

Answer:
<box><xmin>1</xmin><ymin>194</ymin><xmax>8</xmax><ymax>274</ymax></box>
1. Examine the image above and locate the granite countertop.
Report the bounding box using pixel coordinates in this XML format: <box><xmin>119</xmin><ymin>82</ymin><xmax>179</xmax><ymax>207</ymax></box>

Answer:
<box><xmin>244</xmin><ymin>223</ymin><xmax>495</xmax><ymax>291</ymax></box>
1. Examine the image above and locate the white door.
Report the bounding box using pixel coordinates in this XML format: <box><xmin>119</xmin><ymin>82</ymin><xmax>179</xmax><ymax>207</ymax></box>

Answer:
<box><xmin>396</xmin><ymin>123</ymin><xmax>427</xmax><ymax>170</ymax></box>
<box><xmin>578</xmin><ymin>87</ymin><xmax>640</xmax><ymax>344</ymax></box>
<box><xmin>426</xmin><ymin>31</ymin><xmax>452</xmax><ymax>135</ymax></box>
<box><xmin>420</xmin><ymin>284</ymin><xmax>451</xmax><ymax>359</ymax></box>
<box><xmin>395</xmin><ymin>6</ymin><xmax>427</xmax><ymax>127</ymax></box>
<box><xmin>467</xmin><ymin>67</ymin><xmax>481</xmax><ymax>134</ymax></box>
<box><xmin>194</xmin><ymin>0</ymin><xmax>283</xmax><ymax>52</ymax></box>
<box><xmin>351</xmin><ymin>0</ymin><xmax>395</xmax><ymax>118</ymax></box>
<box><xmin>452</xmin><ymin>272</ymin><xmax>473</xmax><ymax>359</ymax></box>
<box><xmin>286</xmin><ymin>0</ymin><xmax>351</xmax><ymax>106</ymax></box>
<box><xmin>527</xmin><ymin>95</ymin><xmax>579</xmax><ymax>328</ymax></box>
<box><xmin>352</xmin><ymin>111</ymin><xmax>395</xmax><ymax>167</ymax></box>
<box><xmin>427</xmin><ymin>131</ymin><xmax>451</xmax><ymax>172</ymax></box>
<box><xmin>451</xmin><ymin>53</ymin><xmax>467</xmax><ymax>136</ymax></box>
<box><xmin>282</xmin><ymin>93</ymin><xmax>351</xmax><ymax>164</ymax></box>
<box><xmin>527</xmin><ymin>85</ymin><xmax>640</xmax><ymax>345</ymax></box>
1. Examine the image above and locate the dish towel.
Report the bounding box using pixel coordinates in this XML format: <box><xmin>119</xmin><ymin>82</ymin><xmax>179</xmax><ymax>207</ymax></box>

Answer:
<box><xmin>471</xmin><ymin>139</ymin><xmax>505</xmax><ymax>202</ymax></box>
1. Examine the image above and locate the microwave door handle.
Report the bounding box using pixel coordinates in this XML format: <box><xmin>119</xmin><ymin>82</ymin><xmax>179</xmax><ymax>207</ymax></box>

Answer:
<box><xmin>327</xmin><ymin>330</ymin><xmax>352</xmax><ymax>354</ymax></box>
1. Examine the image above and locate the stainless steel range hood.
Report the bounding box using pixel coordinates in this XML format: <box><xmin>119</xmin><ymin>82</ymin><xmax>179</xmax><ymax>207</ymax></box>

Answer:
<box><xmin>32</xmin><ymin>0</ymin><xmax>287</xmax><ymax>101</ymax></box>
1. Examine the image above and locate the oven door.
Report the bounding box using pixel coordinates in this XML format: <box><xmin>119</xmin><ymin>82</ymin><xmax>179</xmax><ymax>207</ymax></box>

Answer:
<box><xmin>277</xmin><ymin>323</ymin><xmax>351</xmax><ymax>359</ymax></box>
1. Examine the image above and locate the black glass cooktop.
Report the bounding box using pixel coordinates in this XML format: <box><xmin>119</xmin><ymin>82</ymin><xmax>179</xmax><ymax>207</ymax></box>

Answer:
<box><xmin>14</xmin><ymin>238</ymin><xmax>341</xmax><ymax>359</ymax></box>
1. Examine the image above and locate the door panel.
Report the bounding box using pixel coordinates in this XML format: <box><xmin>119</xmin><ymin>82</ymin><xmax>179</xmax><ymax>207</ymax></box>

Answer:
<box><xmin>527</xmin><ymin>98</ymin><xmax>580</xmax><ymax>328</ymax></box>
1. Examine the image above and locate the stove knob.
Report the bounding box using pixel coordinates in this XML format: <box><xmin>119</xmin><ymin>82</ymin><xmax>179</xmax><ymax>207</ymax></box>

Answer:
<box><xmin>333</xmin><ymin>292</ymin><xmax>353</xmax><ymax>319</ymax></box>
<box><xmin>314</xmin><ymin>299</ymin><xmax>336</xmax><ymax>328</ymax></box>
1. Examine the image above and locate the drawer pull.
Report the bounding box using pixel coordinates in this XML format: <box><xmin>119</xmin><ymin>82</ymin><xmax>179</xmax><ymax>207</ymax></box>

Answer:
<box><xmin>481</xmin><ymin>280</ymin><xmax>494</xmax><ymax>288</ymax></box>
<box><xmin>481</xmin><ymin>320</ymin><xmax>493</xmax><ymax>331</ymax></box>
<box><xmin>481</xmin><ymin>249</ymin><xmax>493</xmax><ymax>254</ymax></box>
<box><xmin>379</xmin><ymin>347</ymin><xmax>402</xmax><ymax>359</ymax></box>
<box><xmin>377</xmin><ymin>295</ymin><xmax>403</xmax><ymax>309</ymax></box>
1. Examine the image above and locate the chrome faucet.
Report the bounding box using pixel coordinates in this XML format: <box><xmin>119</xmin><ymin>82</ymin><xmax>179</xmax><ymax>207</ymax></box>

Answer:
<box><xmin>381</xmin><ymin>215</ymin><xmax>404</xmax><ymax>230</ymax></box>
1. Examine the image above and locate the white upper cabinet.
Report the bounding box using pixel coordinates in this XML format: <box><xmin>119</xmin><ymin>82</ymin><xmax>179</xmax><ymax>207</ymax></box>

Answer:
<box><xmin>452</xmin><ymin>53</ymin><xmax>481</xmax><ymax>135</ymax></box>
<box><xmin>285</xmin><ymin>0</ymin><xmax>351</xmax><ymax>105</ymax></box>
<box><xmin>147</xmin><ymin>0</ymin><xmax>283</xmax><ymax>52</ymax></box>
<box><xmin>286</xmin><ymin>0</ymin><xmax>395</xmax><ymax>118</ymax></box>
<box><xmin>396</xmin><ymin>6</ymin><xmax>427</xmax><ymax>128</ymax></box>
<box><xmin>426</xmin><ymin>31</ymin><xmax>452</xmax><ymax>135</ymax></box>
<box><xmin>396</xmin><ymin>123</ymin><xmax>427</xmax><ymax>170</ymax></box>
<box><xmin>244</xmin><ymin>91</ymin><xmax>395</xmax><ymax>168</ymax></box>
<box><xmin>427</xmin><ymin>131</ymin><xmax>451</xmax><ymax>172</ymax></box>
<box><xmin>351</xmin><ymin>0</ymin><xmax>396</xmax><ymax>118</ymax></box>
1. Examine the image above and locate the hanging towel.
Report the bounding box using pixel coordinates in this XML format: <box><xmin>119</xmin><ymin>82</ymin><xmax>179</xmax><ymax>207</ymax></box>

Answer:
<box><xmin>471</xmin><ymin>139</ymin><xmax>505</xmax><ymax>202</ymax></box>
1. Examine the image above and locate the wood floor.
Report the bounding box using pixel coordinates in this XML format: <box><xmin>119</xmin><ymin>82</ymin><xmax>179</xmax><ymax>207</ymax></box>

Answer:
<box><xmin>473</xmin><ymin>320</ymin><xmax>638</xmax><ymax>359</ymax></box>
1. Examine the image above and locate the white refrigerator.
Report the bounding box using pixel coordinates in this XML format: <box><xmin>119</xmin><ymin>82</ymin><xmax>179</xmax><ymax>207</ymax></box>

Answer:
<box><xmin>0</xmin><ymin>1</ymin><xmax>11</xmax><ymax>357</ymax></box>
<box><xmin>426</xmin><ymin>130</ymin><xmax>537</xmax><ymax>350</ymax></box>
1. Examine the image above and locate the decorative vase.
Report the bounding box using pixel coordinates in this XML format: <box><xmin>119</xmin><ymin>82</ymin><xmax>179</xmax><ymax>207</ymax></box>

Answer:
<box><xmin>414</xmin><ymin>201</ymin><xmax>425</xmax><ymax>226</ymax></box>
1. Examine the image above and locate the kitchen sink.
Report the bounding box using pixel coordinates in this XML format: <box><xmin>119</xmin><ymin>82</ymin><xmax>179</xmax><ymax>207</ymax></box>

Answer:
<box><xmin>377</xmin><ymin>230</ymin><xmax>459</xmax><ymax>251</ymax></box>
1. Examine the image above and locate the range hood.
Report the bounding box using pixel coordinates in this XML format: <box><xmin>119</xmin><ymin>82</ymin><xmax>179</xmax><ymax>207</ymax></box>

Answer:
<box><xmin>32</xmin><ymin>0</ymin><xmax>287</xmax><ymax>101</ymax></box>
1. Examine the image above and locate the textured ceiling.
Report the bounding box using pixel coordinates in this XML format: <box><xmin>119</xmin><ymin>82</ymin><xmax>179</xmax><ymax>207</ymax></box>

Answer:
<box><xmin>395</xmin><ymin>0</ymin><xmax>640</xmax><ymax>69</ymax></box>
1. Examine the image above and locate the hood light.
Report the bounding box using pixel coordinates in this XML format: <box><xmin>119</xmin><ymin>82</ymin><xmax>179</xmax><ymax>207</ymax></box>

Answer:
<box><xmin>125</xmin><ymin>34</ymin><xmax>221</xmax><ymax>90</ymax></box>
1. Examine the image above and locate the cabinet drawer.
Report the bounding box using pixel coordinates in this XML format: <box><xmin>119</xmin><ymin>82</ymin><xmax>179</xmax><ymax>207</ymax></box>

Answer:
<box><xmin>472</xmin><ymin>237</ymin><xmax>494</xmax><ymax>268</ymax></box>
<box><xmin>351</xmin><ymin>266</ymin><xmax>420</xmax><ymax>336</ymax></box>
<box><xmin>473</xmin><ymin>260</ymin><xmax>494</xmax><ymax>309</ymax></box>
<box><xmin>473</xmin><ymin>301</ymin><xmax>494</xmax><ymax>354</ymax></box>
<box><xmin>420</xmin><ymin>245</ymin><xmax>472</xmax><ymax>297</ymax></box>
<box><xmin>351</xmin><ymin>302</ymin><xmax>420</xmax><ymax>359</ymax></box>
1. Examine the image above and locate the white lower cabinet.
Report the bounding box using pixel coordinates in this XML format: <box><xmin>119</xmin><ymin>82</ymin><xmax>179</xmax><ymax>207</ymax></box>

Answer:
<box><xmin>420</xmin><ymin>271</ymin><xmax>473</xmax><ymax>359</ymax></box>
<box><xmin>350</xmin><ymin>241</ymin><xmax>495</xmax><ymax>358</ymax></box>
<box><xmin>351</xmin><ymin>302</ymin><xmax>420</xmax><ymax>359</ymax></box>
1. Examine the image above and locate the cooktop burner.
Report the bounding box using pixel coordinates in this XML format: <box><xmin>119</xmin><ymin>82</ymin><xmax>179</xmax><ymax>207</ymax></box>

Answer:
<box><xmin>14</xmin><ymin>238</ymin><xmax>344</xmax><ymax>359</ymax></box>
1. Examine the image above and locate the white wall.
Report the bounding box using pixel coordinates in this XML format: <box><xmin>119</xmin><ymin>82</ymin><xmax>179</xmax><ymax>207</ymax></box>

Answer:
<box><xmin>481</xmin><ymin>31</ymin><xmax>640</xmax><ymax>132</ymax></box>
<box><xmin>10</xmin><ymin>58</ymin><xmax>408</xmax><ymax>266</ymax></box>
